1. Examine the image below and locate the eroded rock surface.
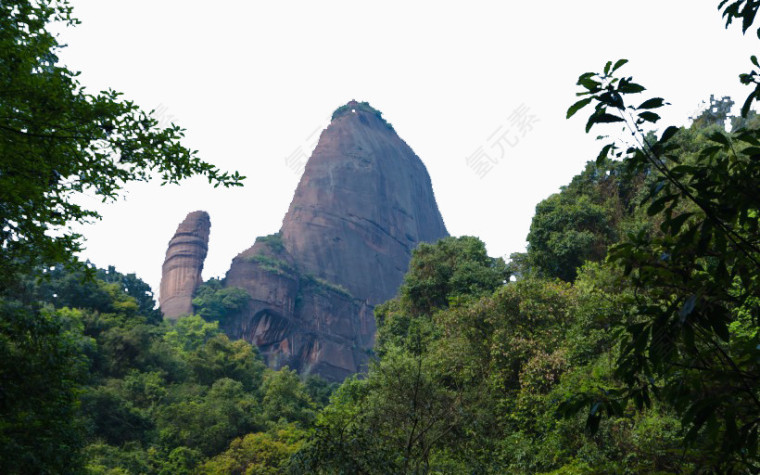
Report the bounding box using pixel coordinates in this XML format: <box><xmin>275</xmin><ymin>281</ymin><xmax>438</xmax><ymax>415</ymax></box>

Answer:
<box><xmin>219</xmin><ymin>101</ymin><xmax>449</xmax><ymax>380</ymax></box>
<box><xmin>223</xmin><ymin>234</ymin><xmax>377</xmax><ymax>381</ymax></box>
<box><xmin>159</xmin><ymin>210</ymin><xmax>210</xmax><ymax>319</ymax></box>
<box><xmin>280</xmin><ymin>100</ymin><xmax>449</xmax><ymax>305</ymax></box>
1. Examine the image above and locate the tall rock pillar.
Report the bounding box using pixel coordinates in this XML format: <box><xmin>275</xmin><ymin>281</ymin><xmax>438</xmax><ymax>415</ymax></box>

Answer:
<box><xmin>159</xmin><ymin>210</ymin><xmax>210</xmax><ymax>319</ymax></box>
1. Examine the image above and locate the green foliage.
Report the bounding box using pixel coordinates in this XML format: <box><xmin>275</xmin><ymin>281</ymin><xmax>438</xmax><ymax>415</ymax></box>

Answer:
<box><xmin>83</xmin><ymin>442</ymin><xmax>154</xmax><ymax>475</ymax></box>
<box><xmin>719</xmin><ymin>0</ymin><xmax>760</xmax><ymax>37</ymax></box>
<box><xmin>247</xmin><ymin>254</ymin><xmax>298</xmax><ymax>277</ymax></box>
<box><xmin>301</xmin><ymin>232</ymin><xmax>709</xmax><ymax>472</ymax></box>
<box><xmin>298</xmin><ymin>349</ymin><xmax>460</xmax><ymax>474</ymax></box>
<box><xmin>156</xmin><ymin>378</ymin><xmax>259</xmax><ymax>456</ymax></box>
<box><xmin>0</xmin><ymin>0</ymin><xmax>243</xmax><ymax>284</ymax></box>
<box><xmin>0</xmin><ymin>301</ymin><xmax>89</xmax><ymax>474</ymax></box>
<box><xmin>159</xmin><ymin>446</ymin><xmax>204</xmax><ymax>475</ymax></box>
<box><xmin>256</xmin><ymin>233</ymin><xmax>285</xmax><ymax>253</ymax></box>
<box><xmin>261</xmin><ymin>368</ymin><xmax>317</xmax><ymax>428</ymax></box>
<box><xmin>34</xmin><ymin>263</ymin><xmax>143</xmax><ymax>319</ymax></box>
<box><xmin>527</xmin><ymin>192</ymin><xmax>613</xmax><ymax>281</ymax></box>
<box><xmin>0</xmin><ymin>263</ymin><xmax>322</xmax><ymax>473</ymax></box>
<box><xmin>299</xmin><ymin>273</ymin><xmax>353</xmax><ymax>298</ymax></box>
<box><xmin>164</xmin><ymin>315</ymin><xmax>220</xmax><ymax>353</ymax></box>
<box><xmin>375</xmin><ymin>236</ymin><xmax>507</xmax><ymax>355</ymax></box>
<box><xmin>98</xmin><ymin>266</ymin><xmax>162</xmax><ymax>323</ymax></box>
<box><xmin>198</xmin><ymin>426</ymin><xmax>306</xmax><ymax>474</ymax></box>
<box><xmin>302</xmin><ymin>375</ymin><xmax>339</xmax><ymax>408</ymax></box>
<box><xmin>401</xmin><ymin>235</ymin><xmax>507</xmax><ymax>316</ymax></box>
<box><xmin>300</xmin><ymin>238</ymin><xmax>514</xmax><ymax>472</ymax></box>
<box><xmin>567</xmin><ymin>49</ymin><xmax>760</xmax><ymax>468</ymax></box>
<box><xmin>192</xmin><ymin>279</ymin><xmax>250</xmax><ymax>325</ymax></box>
<box><xmin>186</xmin><ymin>334</ymin><xmax>267</xmax><ymax>392</ymax></box>
<box><xmin>0</xmin><ymin>3</ymin><xmax>243</xmax><ymax>468</ymax></box>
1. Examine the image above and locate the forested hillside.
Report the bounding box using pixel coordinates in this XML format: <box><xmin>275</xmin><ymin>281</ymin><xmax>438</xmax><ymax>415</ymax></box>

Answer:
<box><xmin>4</xmin><ymin>103</ymin><xmax>758</xmax><ymax>473</ymax></box>
<box><xmin>2</xmin><ymin>264</ymin><xmax>328</xmax><ymax>474</ymax></box>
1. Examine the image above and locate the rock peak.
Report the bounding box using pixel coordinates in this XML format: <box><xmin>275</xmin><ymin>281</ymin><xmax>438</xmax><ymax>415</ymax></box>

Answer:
<box><xmin>330</xmin><ymin>99</ymin><xmax>394</xmax><ymax>131</ymax></box>
<box><xmin>282</xmin><ymin>101</ymin><xmax>447</xmax><ymax>305</ymax></box>
<box><xmin>159</xmin><ymin>210</ymin><xmax>210</xmax><ymax>319</ymax></box>
<box><xmin>216</xmin><ymin>101</ymin><xmax>449</xmax><ymax>380</ymax></box>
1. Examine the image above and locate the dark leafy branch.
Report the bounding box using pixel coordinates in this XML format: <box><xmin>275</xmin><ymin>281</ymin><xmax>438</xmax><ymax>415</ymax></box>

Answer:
<box><xmin>566</xmin><ymin>55</ymin><xmax>760</xmax><ymax>467</ymax></box>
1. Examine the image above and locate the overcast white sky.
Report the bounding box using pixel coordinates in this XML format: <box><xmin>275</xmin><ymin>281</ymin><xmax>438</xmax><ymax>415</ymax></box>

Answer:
<box><xmin>55</xmin><ymin>1</ymin><xmax>756</xmax><ymax>296</ymax></box>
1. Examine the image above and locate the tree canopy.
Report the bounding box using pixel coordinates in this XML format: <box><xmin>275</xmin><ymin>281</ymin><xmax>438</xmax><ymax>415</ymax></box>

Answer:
<box><xmin>0</xmin><ymin>0</ymin><xmax>243</xmax><ymax>286</ymax></box>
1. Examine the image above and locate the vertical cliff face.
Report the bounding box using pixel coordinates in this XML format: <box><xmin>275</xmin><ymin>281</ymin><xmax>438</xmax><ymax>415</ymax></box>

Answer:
<box><xmin>280</xmin><ymin>101</ymin><xmax>449</xmax><ymax>305</ymax></box>
<box><xmin>219</xmin><ymin>101</ymin><xmax>449</xmax><ymax>380</ymax></box>
<box><xmin>223</xmin><ymin>233</ymin><xmax>378</xmax><ymax>381</ymax></box>
<box><xmin>159</xmin><ymin>210</ymin><xmax>210</xmax><ymax>320</ymax></box>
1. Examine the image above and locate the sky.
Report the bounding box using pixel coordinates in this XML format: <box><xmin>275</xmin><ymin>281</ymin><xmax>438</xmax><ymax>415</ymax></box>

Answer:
<box><xmin>54</xmin><ymin>1</ymin><xmax>756</xmax><ymax>296</ymax></box>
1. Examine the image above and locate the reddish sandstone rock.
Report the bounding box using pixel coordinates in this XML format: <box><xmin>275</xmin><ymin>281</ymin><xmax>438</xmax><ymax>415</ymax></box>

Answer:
<box><xmin>159</xmin><ymin>210</ymin><xmax>210</xmax><ymax>319</ymax></box>
<box><xmin>281</xmin><ymin>100</ymin><xmax>449</xmax><ymax>305</ymax></box>
<box><xmin>219</xmin><ymin>101</ymin><xmax>449</xmax><ymax>380</ymax></box>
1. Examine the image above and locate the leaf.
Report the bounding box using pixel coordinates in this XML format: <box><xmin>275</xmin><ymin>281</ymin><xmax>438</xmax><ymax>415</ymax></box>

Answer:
<box><xmin>611</xmin><ymin>59</ymin><xmax>628</xmax><ymax>73</ymax></box>
<box><xmin>578</xmin><ymin>76</ymin><xmax>601</xmax><ymax>91</ymax></box>
<box><xmin>599</xmin><ymin>91</ymin><xmax>625</xmax><ymax>109</ymax></box>
<box><xmin>597</xmin><ymin>143</ymin><xmax>614</xmax><ymax>165</ymax></box>
<box><xmin>638</xmin><ymin>97</ymin><xmax>665</xmax><ymax>109</ymax></box>
<box><xmin>697</xmin><ymin>221</ymin><xmax>713</xmax><ymax>254</ymax></box>
<box><xmin>663</xmin><ymin>212</ymin><xmax>693</xmax><ymax>234</ymax></box>
<box><xmin>659</xmin><ymin>126</ymin><xmax>679</xmax><ymax>144</ymax></box>
<box><xmin>593</xmin><ymin>113</ymin><xmax>625</xmax><ymax>125</ymax></box>
<box><xmin>698</xmin><ymin>145</ymin><xmax>724</xmax><ymax>159</ymax></box>
<box><xmin>735</xmin><ymin>129</ymin><xmax>760</xmax><ymax>145</ymax></box>
<box><xmin>685</xmin><ymin>403</ymin><xmax>714</xmax><ymax>441</ymax></box>
<box><xmin>604</xmin><ymin>60</ymin><xmax>612</xmax><ymax>75</ymax></box>
<box><xmin>585</xmin><ymin>111</ymin><xmax>625</xmax><ymax>132</ymax></box>
<box><xmin>743</xmin><ymin>3</ymin><xmax>758</xmax><ymax>33</ymax></box>
<box><xmin>707</xmin><ymin>130</ymin><xmax>730</xmax><ymax>147</ymax></box>
<box><xmin>647</xmin><ymin>194</ymin><xmax>676</xmax><ymax>216</ymax></box>
<box><xmin>638</xmin><ymin>111</ymin><xmax>660</xmax><ymax>123</ymax></box>
<box><xmin>752</xmin><ymin>55</ymin><xmax>760</xmax><ymax>68</ymax></box>
<box><xmin>748</xmin><ymin>427</ymin><xmax>758</xmax><ymax>458</ymax></box>
<box><xmin>618</xmin><ymin>82</ymin><xmax>646</xmax><ymax>94</ymax></box>
<box><xmin>742</xmin><ymin>89</ymin><xmax>757</xmax><ymax>118</ymax></box>
<box><xmin>567</xmin><ymin>97</ymin><xmax>593</xmax><ymax>119</ymax></box>
<box><xmin>634</xmin><ymin>324</ymin><xmax>651</xmax><ymax>354</ymax></box>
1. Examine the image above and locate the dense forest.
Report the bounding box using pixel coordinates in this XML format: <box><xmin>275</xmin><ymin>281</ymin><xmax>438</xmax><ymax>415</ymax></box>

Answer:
<box><xmin>3</xmin><ymin>0</ymin><xmax>760</xmax><ymax>473</ymax></box>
